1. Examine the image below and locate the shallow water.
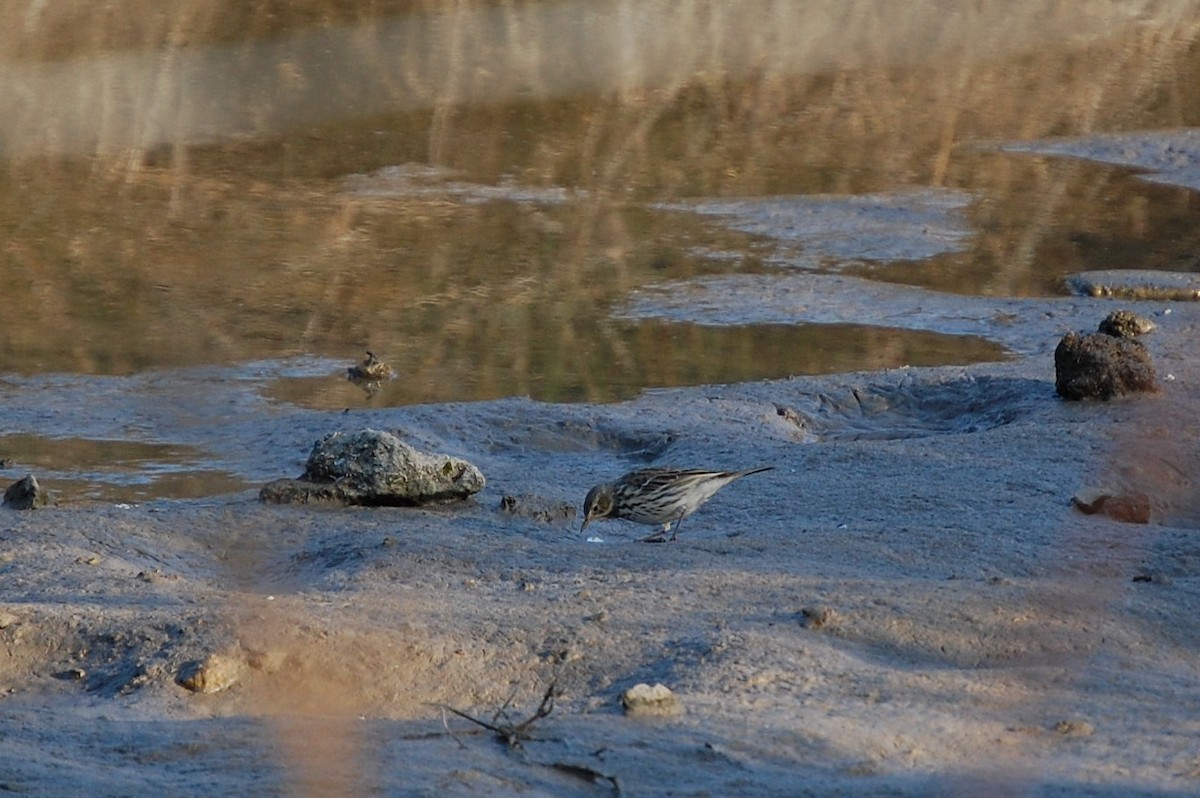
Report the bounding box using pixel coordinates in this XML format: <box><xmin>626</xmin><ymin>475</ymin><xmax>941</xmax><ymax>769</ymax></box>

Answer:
<box><xmin>2</xmin><ymin>0</ymin><xmax>1199</xmax><ymax>497</ymax></box>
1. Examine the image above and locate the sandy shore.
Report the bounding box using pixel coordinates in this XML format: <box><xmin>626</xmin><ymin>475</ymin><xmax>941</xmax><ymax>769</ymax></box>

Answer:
<box><xmin>2</xmin><ymin>296</ymin><xmax>1198</xmax><ymax>796</ymax></box>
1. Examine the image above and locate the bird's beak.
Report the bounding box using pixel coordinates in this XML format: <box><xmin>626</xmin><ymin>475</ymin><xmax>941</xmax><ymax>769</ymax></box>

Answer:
<box><xmin>580</xmin><ymin>513</ymin><xmax>592</xmax><ymax>532</ymax></box>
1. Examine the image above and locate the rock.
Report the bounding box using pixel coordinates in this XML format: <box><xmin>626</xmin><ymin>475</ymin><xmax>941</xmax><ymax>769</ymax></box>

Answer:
<box><xmin>620</xmin><ymin>683</ymin><xmax>683</xmax><ymax>717</ymax></box>
<box><xmin>259</xmin><ymin>429</ymin><xmax>485</xmax><ymax>506</ymax></box>
<box><xmin>1052</xmin><ymin>719</ymin><xmax>1095</xmax><ymax>737</ymax></box>
<box><xmin>498</xmin><ymin>494</ymin><xmax>577</xmax><ymax>524</ymax></box>
<box><xmin>176</xmin><ymin>653</ymin><xmax>245</xmax><ymax>694</ymax></box>
<box><xmin>1097</xmin><ymin>309</ymin><xmax>1155</xmax><ymax>338</ymax></box>
<box><xmin>800</xmin><ymin>606</ymin><xmax>839</xmax><ymax>630</ymax></box>
<box><xmin>1054</xmin><ymin>312</ymin><xmax>1158</xmax><ymax>400</ymax></box>
<box><xmin>3</xmin><ymin>474</ymin><xmax>54</xmax><ymax>510</ymax></box>
<box><xmin>1071</xmin><ymin>489</ymin><xmax>1151</xmax><ymax>524</ymax></box>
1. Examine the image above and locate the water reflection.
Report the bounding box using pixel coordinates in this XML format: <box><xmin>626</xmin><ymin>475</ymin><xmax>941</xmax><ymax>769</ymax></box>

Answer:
<box><xmin>0</xmin><ymin>434</ymin><xmax>251</xmax><ymax>503</ymax></box>
<box><xmin>3</xmin><ymin>1</ymin><xmax>1179</xmax><ymax>158</ymax></box>
<box><xmin>267</xmin><ymin>321</ymin><xmax>1009</xmax><ymax>408</ymax></box>
<box><xmin>0</xmin><ymin>0</ymin><xmax>1197</xmax><ymax>402</ymax></box>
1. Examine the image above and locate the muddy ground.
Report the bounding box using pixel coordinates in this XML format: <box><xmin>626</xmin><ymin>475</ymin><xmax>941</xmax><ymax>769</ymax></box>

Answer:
<box><xmin>2</xmin><ymin>302</ymin><xmax>1199</xmax><ymax>796</ymax></box>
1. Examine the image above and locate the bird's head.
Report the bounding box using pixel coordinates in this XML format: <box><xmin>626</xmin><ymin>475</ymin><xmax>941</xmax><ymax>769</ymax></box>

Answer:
<box><xmin>581</xmin><ymin>483</ymin><xmax>615</xmax><ymax>531</ymax></box>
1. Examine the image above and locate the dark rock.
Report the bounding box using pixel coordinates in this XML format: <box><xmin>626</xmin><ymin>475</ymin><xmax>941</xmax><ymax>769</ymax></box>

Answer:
<box><xmin>1097</xmin><ymin>310</ymin><xmax>1155</xmax><ymax>338</ymax></box>
<box><xmin>260</xmin><ymin>429</ymin><xmax>485</xmax><ymax>506</ymax></box>
<box><xmin>3</xmin><ymin>474</ymin><xmax>54</xmax><ymax>510</ymax></box>
<box><xmin>1054</xmin><ymin>314</ymin><xmax>1158</xmax><ymax>401</ymax></box>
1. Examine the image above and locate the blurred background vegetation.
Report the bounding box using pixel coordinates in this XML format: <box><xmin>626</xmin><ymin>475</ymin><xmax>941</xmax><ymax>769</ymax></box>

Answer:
<box><xmin>1</xmin><ymin>0</ymin><xmax>1197</xmax><ymax>402</ymax></box>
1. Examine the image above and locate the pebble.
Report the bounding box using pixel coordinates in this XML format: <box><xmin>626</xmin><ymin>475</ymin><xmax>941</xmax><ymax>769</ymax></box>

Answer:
<box><xmin>620</xmin><ymin>683</ymin><xmax>683</xmax><ymax>717</ymax></box>
<box><xmin>1071</xmin><ymin>489</ymin><xmax>1151</xmax><ymax>524</ymax></box>
<box><xmin>176</xmin><ymin>653</ymin><xmax>245</xmax><ymax>694</ymax></box>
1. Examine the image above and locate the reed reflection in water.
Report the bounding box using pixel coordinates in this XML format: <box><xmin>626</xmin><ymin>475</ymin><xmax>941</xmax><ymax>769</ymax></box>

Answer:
<box><xmin>0</xmin><ymin>1</ymin><xmax>1197</xmax><ymax>402</ymax></box>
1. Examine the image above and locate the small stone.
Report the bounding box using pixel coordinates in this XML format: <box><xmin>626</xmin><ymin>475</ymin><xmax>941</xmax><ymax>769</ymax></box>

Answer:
<box><xmin>3</xmin><ymin>474</ymin><xmax>54</xmax><ymax>510</ymax></box>
<box><xmin>1071</xmin><ymin>489</ymin><xmax>1151</xmax><ymax>524</ymax></box>
<box><xmin>176</xmin><ymin>653</ymin><xmax>245</xmax><ymax>694</ymax></box>
<box><xmin>800</xmin><ymin>606</ymin><xmax>838</xmax><ymax>630</ymax></box>
<box><xmin>1097</xmin><ymin>310</ymin><xmax>1155</xmax><ymax>338</ymax></box>
<box><xmin>1052</xmin><ymin>719</ymin><xmax>1095</xmax><ymax>737</ymax></box>
<box><xmin>0</xmin><ymin>611</ymin><xmax>18</xmax><ymax>629</ymax></box>
<box><xmin>620</xmin><ymin>683</ymin><xmax>683</xmax><ymax>717</ymax></box>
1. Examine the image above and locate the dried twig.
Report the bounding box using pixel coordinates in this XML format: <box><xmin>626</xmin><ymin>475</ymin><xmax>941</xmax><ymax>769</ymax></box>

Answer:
<box><xmin>427</xmin><ymin>680</ymin><xmax>621</xmax><ymax>794</ymax></box>
<box><xmin>434</xmin><ymin>680</ymin><xmax>561</xmax><ymax>750</ymax></box>
<box><xmin>549</xmin><ymin>762</ymin><xmax>622</xmax><ymax>795</ymax></box>
<box><xmin>438</xmin><ymin>705</ymin><xmax>468</xmax><ymax>750</ymax></box>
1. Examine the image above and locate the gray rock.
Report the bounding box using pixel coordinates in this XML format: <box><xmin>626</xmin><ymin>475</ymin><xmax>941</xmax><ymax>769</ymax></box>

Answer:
<box><xmin>3</xmin><ymin>474</ymin><xmax>54</xmax><ymax>510</ymax></box>
<box><xmin>260</xmin><ymin>429</ymin><xmax>485</xmax><ymax>506</ymax></box>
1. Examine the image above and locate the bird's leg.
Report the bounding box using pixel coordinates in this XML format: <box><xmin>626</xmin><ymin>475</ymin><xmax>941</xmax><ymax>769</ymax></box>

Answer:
<box><xmin>640</xmin><ymin>522</ymin><xmax>672</xmax><ymax>543</ymax></box>
<box><xmin>667</xmin><ymin>512</ymin><xmax>685</xmax><ymax>542</ymax></box>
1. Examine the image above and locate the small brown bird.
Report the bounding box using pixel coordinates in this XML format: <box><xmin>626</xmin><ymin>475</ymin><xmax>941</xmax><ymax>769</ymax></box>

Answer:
<box><xmin>581</xmin><ymin>466</ymin><xmax>773</xmax><ymax>542</ymax></box>
<box><xmin>347</xmin><ymin>350</ymin><xmax>392</xmax><ymax>382</ymax></box>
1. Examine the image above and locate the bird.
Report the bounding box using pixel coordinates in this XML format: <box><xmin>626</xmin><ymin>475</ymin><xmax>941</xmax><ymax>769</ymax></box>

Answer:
<box><xmin>581</xmin><ymin>466</ymin><xmax>774</xmax><ymax>542</ymax></box>
<box><xmin>347</xmin><ymin>350</ymin><xmax>393</xmax><ymax>382</ymax></box>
